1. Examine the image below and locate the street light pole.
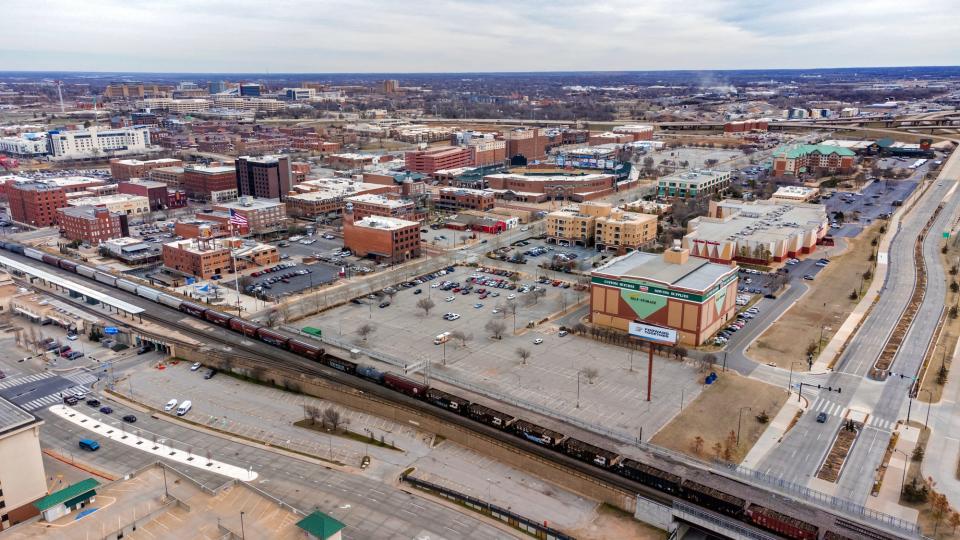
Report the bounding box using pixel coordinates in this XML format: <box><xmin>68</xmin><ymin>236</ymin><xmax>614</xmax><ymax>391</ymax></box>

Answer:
<box><xmin>920</xmin><ymin>389</ymin><xmax>933</xmax><ymax>430</ymax></box>
<box><xmin>576</xmin><ymin>370</ymin><xmax>582</xmax><ymax>408</ymax></box>
<box><xmin>893</xmin><ymin>448</ymin><xmax>908</xmax><ymax>498</ymax></box>
<box><xmin>737</xmin><ymin>406</ymin><xmax>752</xmax><ymax>446</ymax></box>
<box><xmin>788</xmin><ymin>361</ymin><xmax>802</xmax><ymax>391</ymax></box>
<box><xmin>240</xmin><ymin>511</ymin><xmax>245</xmax><ymax>539</ymax></box>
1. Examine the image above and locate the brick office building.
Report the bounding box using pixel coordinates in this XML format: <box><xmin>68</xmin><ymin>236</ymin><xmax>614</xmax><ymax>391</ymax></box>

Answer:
<box><xmin>182</xmin><ymin>164</ymin><xmax>238</xmax><ymax>202</ymax></box>
<box><xmin>57</xmin><ymin>206</ymin><xmax>129</xmax><ymax>245</ymax></box>
<box><xmin>235</xmin><ymin>155</ymin><xmax>294</xmax><ymax>200</ymax></box>
<box><xmin>343</xmin><ymin>204</ymin><xmax>421</xmax><ymax>264</ymax></box>
<box><xmin>6</xmin><ymin>182</ymin><xmax>68</xmax><ymax>227</ymax></box>
<box><xmin>109</xmin><ymin>158</ymin><xmax>184</xmax><ymax>181</ymax></box>
<box><xmin>434</xmin><ymin>187</ymin><xmax>496</xmax><ymax>212</ymax></box>
<box><xmin>117</xmin><ymin>179</ymin><xmax>170</xmax><ymax>210</ymax></box>
<box><xmin>344</xmin><ymin>194</ymin><xmax>417</xmax><ymax>221</ymax></box>
<box><xmin>404</xmin><ymin>147</ymin><xmax>472</xmax><ymax>174</ymax></box>
<box><xmin>503</xmin><ymin>128</ymin><xmax>548</xmax><ymax>161</ymax></box>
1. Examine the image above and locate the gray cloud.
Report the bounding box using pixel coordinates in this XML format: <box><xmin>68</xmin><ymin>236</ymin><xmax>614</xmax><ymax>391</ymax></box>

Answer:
<box><xmin>0</xmin><ymin>0</ymin><xmax>957</xmax><ymax>72</ymax></box>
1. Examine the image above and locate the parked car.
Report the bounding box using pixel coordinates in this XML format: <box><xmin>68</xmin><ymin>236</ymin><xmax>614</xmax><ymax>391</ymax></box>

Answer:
<box><xmin>190</xmin><ymin>362</ymin><xmax>202</xmax><ymax>371</ymax></box>
<box><xmin>204</xmin><ymin>369</ymin><xmax>218</xmax><ymax>380</ymax></box>
<box><xmin>164</xmin><ymin>399</ymin><xmax>178</xmax><ymax>412</ymax></box>
<box><xmin>533</xmin><ymin>338</ymin><xmax>543</xmax><ymax>345</ymax></box>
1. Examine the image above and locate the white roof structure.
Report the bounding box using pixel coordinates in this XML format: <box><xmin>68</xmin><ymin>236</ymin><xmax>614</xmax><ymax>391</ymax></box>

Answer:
<box><xmin>0</xmin><ymin>255</ymin><xmax>144</xmax><ymax>315</ymax></box>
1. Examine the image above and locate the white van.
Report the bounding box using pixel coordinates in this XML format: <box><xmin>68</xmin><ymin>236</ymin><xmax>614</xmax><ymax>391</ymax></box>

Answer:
<box><xmin>164</xmin><ymin>399</ymin><xmax>178</xmax><ymax>412</ymax></box>
<box><xmin>176</xmin><ymin>400</ymin><xmax>192</xmax><ymax>416</ymax></box>
<box><xmin>434</xmin><ymin>332</ymin><xmax>451</xmax><ymax>345</ymax></box>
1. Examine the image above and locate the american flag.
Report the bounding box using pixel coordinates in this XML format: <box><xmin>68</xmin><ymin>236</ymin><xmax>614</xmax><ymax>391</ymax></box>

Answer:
<box><xmin>229</xmin><ymin>209</ymin><xmax>248</xmax><ymax>227</ymax></box>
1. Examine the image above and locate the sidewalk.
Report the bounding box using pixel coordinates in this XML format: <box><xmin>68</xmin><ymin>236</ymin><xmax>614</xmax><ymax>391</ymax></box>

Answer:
<box><xmin>867</xmin><ymin>426</ymin><xmax>921</xmax><ymax>523</ymax></box>
<box><xmin>921</xmin><ymin>330</ymin><xmax>960</xmax><ymax>507</ymax></box>
<box><xmin>741</xmin><ymin>394</ymin><xmax>806</xmax><ymax>468</ymax></box>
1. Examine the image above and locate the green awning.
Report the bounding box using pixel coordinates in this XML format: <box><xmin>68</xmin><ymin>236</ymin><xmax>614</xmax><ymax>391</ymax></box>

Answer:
<box><xmin>296</xmin><ymin>511</ymin><xmax>345</xmax><ymax>539</ymax></box>
<box><xmin>34</xmin><ymin>478</ymin><xmax>100</xmax><ymax>512</ymax></box>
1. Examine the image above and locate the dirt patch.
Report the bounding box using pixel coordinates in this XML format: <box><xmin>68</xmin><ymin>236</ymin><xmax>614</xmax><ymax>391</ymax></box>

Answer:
<box><xmin>748</xmin><ymin>223</ymin><xmax>882</xmax><ymax>370</ymax></box>
<box><xmin>567</xmin><ymin>503</ymin><xmax>666</xmax><ymax>540</ymax></box>
<box><xmin>650</xmin><ymin>373</ymin><xmax>786</xmax><ymax>464</ymax></box>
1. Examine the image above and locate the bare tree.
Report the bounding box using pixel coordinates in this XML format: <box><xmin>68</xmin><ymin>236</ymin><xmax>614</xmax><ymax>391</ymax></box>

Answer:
<box><xmin>515</xmin><ymin>347</ymin><xmax>531</xmax><ymax>365</ymax></box>
<box><xmin>701</xmin><ymin>353</ymin><xmax>717</xmax><ymax>373</ymax></box>
<box><xmin>322</xmin><ymin>407</ymin><xmax>344</xmax><ymax>431</ymax></box>
<box><xmin>502</xmin><ymin>299</ymin><xmax>519</xmax><ymax>329</ymax></box>
<box><xmin>416</xmin><ymin>297</ymin><xmax>436</xmax><ymax>316</ymax></box>
<box><xmin>303</xmin><ymin>404</ymin><xmax>321</xmax><ymax>425</ymax></box>
<box><xmin>357</xmin><ymin>323</ymin><xmax>375</xmax><ymax>342</ymax></box>
<box><xmin>266</xmin><ymin>308</ymin><xmax>284</xmax><ymax>328</ymax></box>
<box><xmin>451</xmin><ymin>330</ymin><xmax>473</xmax><ymax>347</ymax></box>
<box><xmin>583</xmin><ymin>367</ymin><xmax>599</xmax><ymax>383</ymax></box>
<box><xmin>485</xmin><ymin>319</ymin><xmax>506</xmax><ymax>339</ymax></box>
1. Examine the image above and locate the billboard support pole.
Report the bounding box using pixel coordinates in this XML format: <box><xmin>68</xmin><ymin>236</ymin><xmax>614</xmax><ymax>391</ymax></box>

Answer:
<box><xmin>647</xmin><ymin>341</ymin><xmax>653</xmax><ymax>402</ymax></box>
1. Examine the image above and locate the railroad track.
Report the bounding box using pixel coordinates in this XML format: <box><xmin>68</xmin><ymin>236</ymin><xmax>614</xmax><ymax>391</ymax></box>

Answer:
<box><xmin>15</xmin><ymin>256</ymin><xmax>913</xmax><ymax>540</ymax></box>
<box><xmin>871</xmin><ymin>203</ymin><xmax>944</xmax><ymax>380</ymax></box>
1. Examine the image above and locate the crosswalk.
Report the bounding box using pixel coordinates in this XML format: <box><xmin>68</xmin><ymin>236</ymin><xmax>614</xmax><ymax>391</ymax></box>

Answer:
<box><xmin>0</xmin><ymin>371</ymin><xmax>100</xmax><ymax>412</ymax></box>
<box><xmin>0</xmin><ymin>372</ymin><xmax>54</xmax><ymax>390</ymax></box>
<box><xmin>808</xmin><ymin>397</ymin><xmax>897</xmax><ymax>430</ymax></box>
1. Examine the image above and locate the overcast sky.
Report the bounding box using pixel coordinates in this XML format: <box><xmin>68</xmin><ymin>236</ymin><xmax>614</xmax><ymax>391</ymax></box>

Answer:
<box><xmin>2</xmin><ymin>0</ymin><xmax>958</xmax><ymax>73</ymax></box>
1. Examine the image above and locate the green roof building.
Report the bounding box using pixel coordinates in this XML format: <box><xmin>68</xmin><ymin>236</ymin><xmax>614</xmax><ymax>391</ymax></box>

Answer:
<box><xmin>772</xmin><ymin>144</ymin><xmax>856</xmax><ymax>176</ymax></box>
<box><xmin>33</xmin><ymin>477</ymin><xmax>100</xmax><ymax>522</ymax></box>
<box><xmin>296</xmin><ymin>510</ymin><xmax>345</xmax><ymax>540</ymax></box>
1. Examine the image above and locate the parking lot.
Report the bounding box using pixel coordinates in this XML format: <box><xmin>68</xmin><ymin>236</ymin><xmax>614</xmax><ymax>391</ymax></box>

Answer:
<box><xmin>823</xmin><ymin>177</ymin><xmax>919</xmax><ymax>238</ymax></box>
<box><xmin>645</xmin><ymin>146</ymin><xmax>745</xmax><ymax>172</ymax></box>
<box><xmin>303</xmin><ymin>267</ymin><xmax>703</xmax><ymax>438</ymax></box>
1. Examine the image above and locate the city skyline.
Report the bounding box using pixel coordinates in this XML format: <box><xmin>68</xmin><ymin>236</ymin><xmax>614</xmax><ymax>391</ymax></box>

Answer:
<box><xmin>2</xmin><ymin>0</ymin><xmax>958</xmax><ymax>73</ymax></box>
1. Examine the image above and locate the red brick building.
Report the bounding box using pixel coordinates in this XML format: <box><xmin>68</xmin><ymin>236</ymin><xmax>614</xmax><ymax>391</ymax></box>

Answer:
<box><xmin>235</xmin><ymin>155</ymin><xmax>293</xmax><ymax>200</ymax></box>
<box><xmin>345</xmin><ymin>194</ymin><xmax>417</xmax><ymax>221</ymax></box>
<box><xmin>57</xmin><ymin>205</ymin><xmax>129</xmax><ymax>244</ymax></box>
<box><xmin>182</xmin><ymin>164</ymin><xmax>238</xmax><ymax>201</ymax></box>
<box><xmin>109</xmin><ymin>158</ymin><xmax>184</xmax><ymax>181</ymax></box>
<box><xmin>7</xmin><ymin>182</ymin><xmax>68</xmax><ymax>227</ymax></box>
<box><xmin>503</xmin><ymin>128</ymin><xmax>548</xmax><ymax>162</ymax></box>
<box><xmin>467</xmin><ymin>139</ymin><xmax>506</xmax><ymax>167</ymax></box>
<box><xmin>343</xmin><ymin>205</ymin><xmax>421</xmax><ymax>264</ymax></box>
<box><xmin>404</xmin><ymin>147</ymin><xmax>472</xmax><ymax>174</ymax></box>
<box><xmin>724</xmin><ymin>120</ymin><xmax>769</xmax><ymax>134</ymax></box>
<box><xmin>434</xmin><ymin>187</ymin><xmax>496</xmax><ymax>212</ymax></box>
<box><xmin>117</xmin><ymin>179</ymin><xmax>170</xmax><ymax>210</ymax></box>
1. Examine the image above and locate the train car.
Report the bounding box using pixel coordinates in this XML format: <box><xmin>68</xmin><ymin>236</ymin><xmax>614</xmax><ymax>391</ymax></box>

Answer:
<box><xmin>6</xmin><ymin>243</ymin><xmax>24</xmax><ymax>255</ymax></box>
<box><xmin>41</xmin><ymin>254</ymin><xmax>61</xmax><ymax>266</ymax></box>
<box><xmin>76</xmin><ymin>265</ymin><xmax>97</xmax><ymax>279</ymax></box>
<box><xmin>618</xmin><ymin>458</ymin><xmax>681</xmax><ymax>495</ymax></box>
<box><xmin>256</xmin><ymin>328</ymin><xmax>290</xmax><ymax>348</ymax></box>
<box><xmin>511</xmin><ymin>419</ymin><xmax>565</xmax><ymax>447</ymax></box>
<box><xmin>229</xmin><ymin>318</ymin><xmax>261</xmax><ymax>337</ymax></box>
<box><xmin>58</xmin><ymin>259</ymin><xmax>78</xmax><ymax>272</ymax></box>
<box><xmin>326</xmin><ymin>356</ymin><xmax>357</xmax><ymax>374</ymax></box>
<box><xmin>203</xmin><ymin>310</ymin><xmax>234</xmax><ymax>328</ymax></box>
<box><xmin>288</xmin><ymin>339</ymin><xmax>323</xmax><ymax>361</ymax></box>
<box><xmin>179</xmin><ymin>302</ymin><xmax>207</xmax><ymax>317</ymax></box>
<box><xmin>23</xmin><ymin>248</ymin><xmax>44</xmax><ymax>261</ymax></box>
<box><xmin>561</xmin><ymin>437</ymin><xmax>621</xmax><ymax>468</ymax></box>
<box><xmin>356</xmin><ymin>365</ymin><xmax>385</xmax><ymax>383</ymax></box>
<box><xmin>425</xmin><ymin>388</ymin><xmax>470</xmax><ymax>413</ymax></box>
<box><xmin>382</xmin><ymin>373</ymin><xmax>427</xmax><ymax>397</ymax></box>
<box><xmin>746</xmin><ymin>505</ymin><xmax>818</xmax><ymax>540</ymax></box>
<box><xmin>680</xmin><ymin>479</ymin><xmax>745</xmax><ymax>518</ymax></box>
<box><xmin>157</xmin><ymin>293</ymin><xmax>182</xmax><ymax>309</ymax></box>
<box><xmin>135</xmin><ymin>286</ymin><xmax>161</xmax><ymax>302</ymax></box>
<box><xmin>117</xmin><ymin>279</ymin><xmax>139</xmax><ymax>294</ymax></box>
<box><xmin>94</xmin><ymin>271</ymin><xmax>118</xmax><ymax>287</ymax></box>
<box><xmin>466</xmin><ymin>403</ymin><xmax>515</xmax><ymax>429</ymax></box>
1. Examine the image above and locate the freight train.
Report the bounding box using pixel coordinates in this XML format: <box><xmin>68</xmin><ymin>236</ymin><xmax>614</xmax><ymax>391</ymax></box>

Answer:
<box><xmin>2</xmin><ymin>241</ymin><xmax>872</xmax><ymax>540</ymax></box>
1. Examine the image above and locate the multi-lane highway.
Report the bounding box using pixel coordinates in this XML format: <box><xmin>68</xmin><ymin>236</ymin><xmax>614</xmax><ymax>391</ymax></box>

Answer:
<box><xmin>757</xmin><ymin>151</ymin><xmax>960</xmax><ymax>502</ymax></box>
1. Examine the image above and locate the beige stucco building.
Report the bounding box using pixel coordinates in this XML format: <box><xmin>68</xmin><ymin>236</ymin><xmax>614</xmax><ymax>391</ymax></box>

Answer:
<box><xmin>546</xmin><ymin>201</ymin><xmax>657</xmax><ymax>252</ymax></box>
<box><xmin>0</xmin><ymin>398</ymin><xmax>47</xmax><ymax>529</ymax></box>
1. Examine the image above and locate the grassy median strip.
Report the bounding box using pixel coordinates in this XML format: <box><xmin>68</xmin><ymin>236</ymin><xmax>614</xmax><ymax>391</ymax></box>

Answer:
<box><xmin>293</xmin><ymin>419</ymin><xmax>402</xmax><ymax>452</ymax></box>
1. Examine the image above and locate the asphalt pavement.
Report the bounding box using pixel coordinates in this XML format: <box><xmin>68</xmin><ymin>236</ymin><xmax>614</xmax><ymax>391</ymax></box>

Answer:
<box><xmin>755</xmin><ymin>160</ymin><xmax>960</xmax><ymax>501</ymax></box>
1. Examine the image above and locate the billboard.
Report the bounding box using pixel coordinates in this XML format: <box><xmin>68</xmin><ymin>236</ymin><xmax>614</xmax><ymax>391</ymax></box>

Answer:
<box><xmin>628</xmin><ymin>322</ymin><xmax>678</xmax><ymax>345</ymax></box>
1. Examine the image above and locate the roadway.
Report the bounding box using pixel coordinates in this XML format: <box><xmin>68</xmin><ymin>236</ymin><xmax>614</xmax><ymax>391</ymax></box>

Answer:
<box><xmin>755</xmin><ymin>151</ymin><xmax>960</xmax><ymax>501</ymax></box>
